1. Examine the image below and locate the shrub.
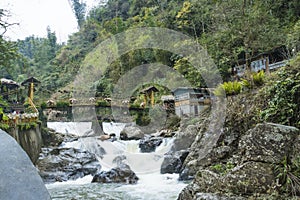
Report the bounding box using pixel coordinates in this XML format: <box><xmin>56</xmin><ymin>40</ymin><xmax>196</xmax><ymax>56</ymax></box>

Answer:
<box><xmin>214</xmin><ymin>81</ymin><xmax>242</xmax><ymax>96</ymax></box>
<box><xmin>260</xmin><ymin>56</ymin><xmax>300</xmax><ymax>128</ymax></box>
<box><xmin>56</xmin><ymin>101</ymin><xmax>69</xmax><ymax>108</ymax></box>
<box><xmin>274</xmin><ymin>156</ymin><xmax>300</xmax><ymax>196</ymax></box>
<box><xmin>96</xmin><ymin>100</ymin><xmax>110</xmax><ymax>107</ymax></box>
<box><xmin>252</xmin><ymin>70</ymin><xmax>265</xmax><ymax>86</ymax></box>
<box><xmin>40</xmin><ymin>102</ymin><xmax>47</xmax><ymax>109</ymax></box>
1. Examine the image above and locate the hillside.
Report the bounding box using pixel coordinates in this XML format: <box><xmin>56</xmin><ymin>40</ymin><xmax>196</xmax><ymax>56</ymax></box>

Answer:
<box><xmin>0</xmin><ymin>0</ymin><xmax>299</xmax><ymax>103</ymax></box>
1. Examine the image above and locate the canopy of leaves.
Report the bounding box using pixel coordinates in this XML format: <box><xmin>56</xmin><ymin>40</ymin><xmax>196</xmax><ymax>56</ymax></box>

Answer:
<box><xmin>1</xmin><ymin>0</ymin><xmax>299</xmax><ymax>102</ymax></box>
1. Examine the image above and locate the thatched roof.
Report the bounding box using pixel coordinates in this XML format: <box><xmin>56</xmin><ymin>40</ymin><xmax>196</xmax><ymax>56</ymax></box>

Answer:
<box><xmin>140</xmin><ymin>86</ymin><xmax>159</xmax><ymax>94</ymax></box>
<box><xmin>21</xmin><ymin>77</ymin><xmax>41</xmax><ymax>86</ymax></box>
<box><xmin>0</xmin><ymin>78</ymin><xmax>20</xmax><ymax>89</ymax></box>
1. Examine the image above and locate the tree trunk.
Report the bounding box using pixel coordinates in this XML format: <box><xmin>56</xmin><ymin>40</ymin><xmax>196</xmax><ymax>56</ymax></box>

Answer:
<box><xmin>265</xmin><ymin>56</ymin><xmax>270</xmax><ymax>75</ymax></box>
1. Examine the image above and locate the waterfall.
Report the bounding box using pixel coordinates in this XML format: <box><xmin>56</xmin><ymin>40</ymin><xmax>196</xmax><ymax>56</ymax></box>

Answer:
<box><xmin>47</xmin><ymin>122</ymin><xmax>93</xmax><ymax>136</ymax></box>
<box><xmin>46</xmin><ymin>122</ymin><xmax>187</xmax><ymax>200</ymax></box>
<box><xmin>102</xmin><ymin>122</ymin><xmax>130</xmax><ymax>138</ymax></box>
<box><xmin>95</xmin><ymin>138</ymin><xmax>174</xmax><ymax>174</ymax></box>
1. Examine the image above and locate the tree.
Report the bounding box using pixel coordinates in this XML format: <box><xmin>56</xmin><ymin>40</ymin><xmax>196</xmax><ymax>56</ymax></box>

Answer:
<box><xmin>0</xmin><ymin>9</ymin><xmax>19</xmax><ymax>77</ymax></box>
<box><xmin>69</xmin><ymin>0</ymin><xmax>87</xmax><ymax>29</ymax></box>
<box><xmin>206</xmin><ymin>0</ymin><xmax>285</xmax><ymax>72</ymax></box>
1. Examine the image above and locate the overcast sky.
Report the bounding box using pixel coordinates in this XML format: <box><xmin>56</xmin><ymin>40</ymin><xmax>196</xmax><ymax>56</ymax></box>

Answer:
<box><xmin>0</xmin><ymin>0</ymin><xmax>99</xmax><ymax>43</ymax></box>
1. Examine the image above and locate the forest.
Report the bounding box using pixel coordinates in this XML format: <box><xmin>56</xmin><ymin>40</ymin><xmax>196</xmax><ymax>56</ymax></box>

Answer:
<box><xmin>0</xmin><ymin>0</ymin><xmax>300</xmax><ymax>101</ymax></box>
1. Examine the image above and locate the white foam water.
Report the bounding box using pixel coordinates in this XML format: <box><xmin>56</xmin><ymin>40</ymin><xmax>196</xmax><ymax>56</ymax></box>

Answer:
<box><xmin>47</xmin><ymin>122</ymin><xmax>93</xmax><ymax>136</ymax></box>
<box><xmin>46</xmin><ymin>122</ymin><xmax>187</xmax><ymax>199</ymax></box>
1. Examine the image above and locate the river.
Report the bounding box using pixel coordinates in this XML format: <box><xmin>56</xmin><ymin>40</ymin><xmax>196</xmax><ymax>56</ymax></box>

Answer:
<box><xmin>45</xmin><ymin>122</ymin><xmax>187</xmax><ymax>200</ymax></box>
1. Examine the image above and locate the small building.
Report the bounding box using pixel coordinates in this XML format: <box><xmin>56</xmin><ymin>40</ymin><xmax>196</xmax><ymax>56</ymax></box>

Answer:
<box><xmin>0</xmin><ymin>78</ymin><xmax>20</xmax><ymax>105</ymax></box>
<box><xmin>234</xmin><ymin>47</ymin><xmax>288</xmax><ymax>76</ymax></box>
<box><xmin>172</xmin><ymin>87</ymin><xmax>211</xmax><ymax>117</ymax></box>
<box><xmin>140</xmin><ymin>85</ymin><xmax>159</xmax><ymax>107</ymax></box>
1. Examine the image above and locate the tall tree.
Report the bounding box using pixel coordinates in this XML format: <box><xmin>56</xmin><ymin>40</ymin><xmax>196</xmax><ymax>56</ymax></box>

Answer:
<box><xmin>69</xmin><ymin>0</ymin><xmax>87</xmax><ymax>29</ymax></box>
<box><xmin>0</xmin><ymin>9</ymin><xmax>19</xmax><ymax>77</ymax></box>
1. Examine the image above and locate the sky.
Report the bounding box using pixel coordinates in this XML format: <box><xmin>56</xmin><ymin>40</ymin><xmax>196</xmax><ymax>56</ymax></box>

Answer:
<box><xmin>0</xmin><ymin>0</ymin><xmax>100</xmax><ymax>43</ymax></box>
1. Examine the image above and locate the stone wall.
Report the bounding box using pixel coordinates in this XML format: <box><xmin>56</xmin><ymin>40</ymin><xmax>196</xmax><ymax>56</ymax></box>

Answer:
<box><xmin>6</xmin><ymin>123</ymin><xmax>43</xmax><ymax>164</ymax></box>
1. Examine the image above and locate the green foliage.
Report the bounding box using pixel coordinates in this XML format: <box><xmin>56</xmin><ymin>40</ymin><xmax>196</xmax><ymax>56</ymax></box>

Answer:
<box><xmin>240</xmin><ymin>78</ymin><xmax>252</xmax><ymax>89</ymax></box>
<box><xmin>252</xmin><ymin>70</ymin><xmax>265</xmax><ymax>86</ymax></box>
<box><xmin>287</xmin><ymin>19</ymin><xmax>300</xmax><ymax>55</ymax></box>
<box><xmin>214</xmin><ymin>81</ymin><xmax>242</xmax><ymax>96</ymax></box>
<box><xmin>96</xmin><ymin>100</ymin><xmax>110</xmax><ymax>107</ymax></box>
<box><xmin>274</xmin><ymin>156</ymin><xmax>300</xmax><ymax>196</ymax></box>
<box><xmin>40</xmin><ymin>102</ymin><xmax>47</xmax><ymax>109</ymax></box>
<box><xmin>210</xmin><ymin>162</ymin><xmax>235</xmax><ymax>175</ymax></box>
<box><xmin>56</xmin><ymin>101</ymin><xmax>69</xmax><ymax>108</ymax></box>
<box><xmin>164</xmin><ymin>114</ymin><xmax>181</xmax><ymax>131</ymax></box>
<box><xmin>260</xmin><ymin>56</ymin><xmax>300</xmax><ymax>128</ymax></box>
<box><xmin>69</xmin><ymin>0</ymin><xmax>86</xmax><ymax>29</ymax></box>
<box><xmin>135</xmin><ymin>112</ymin><xmax>151</xmax><ymax>126</ymax></box>
<box><xmin>0</xmin><ymin>107</ymin><xmax>10</xmax><ymax>130</ymax></box>
<box><xmin>2</xmin><ymin>0</ymin><xmax>300</xmax><ymax>106</ymax></box>
<box><xmin>17</xmin><ymin>122</ymin><xmax>38</xmax><ymax>131</ymax></box>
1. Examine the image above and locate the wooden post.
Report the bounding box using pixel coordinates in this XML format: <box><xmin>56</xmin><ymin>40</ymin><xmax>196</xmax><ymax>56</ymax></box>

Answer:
<box><xmin>151</xmin><ymin>90</ymin><xmax>154</xmax><ymax>107</ymax></box>
<box><xmin>265</xmin><ymin>56</ymin><xmax>270</xmax><ymax>75</ymax></box>
<box><xmin>30</xmin><ymin>82</ymin><xmax>34</xmax><ymax>100</ymax></box>
<box><xmin>144</xmin><ymin>94</ymin><xmax>147</xmax><ymax>107</ymax></box>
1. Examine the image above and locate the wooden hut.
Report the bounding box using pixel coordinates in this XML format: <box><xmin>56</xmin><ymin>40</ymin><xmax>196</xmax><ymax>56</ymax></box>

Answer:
<box><xmin>21</xmin><ymin>77</ymin><xmax>41</xmax><ymax>101</ymax></box>
<box><xmin>0</xmin><ymin>78</ymin><xmax>20</xmax><ymax>102</ymax></box>
<box><xmin>140</xmin><ymin>86</ymin><xmax>159</xmax><ymax>107</ymax></box>
<box><xmin>172</xmin><ymin>87</ymin><xmax>211</xmax><ymax>117</ymax></box>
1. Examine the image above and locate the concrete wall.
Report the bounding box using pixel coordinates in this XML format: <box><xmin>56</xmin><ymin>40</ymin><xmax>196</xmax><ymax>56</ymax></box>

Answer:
<box><xmin>7</xmin><ymin>123</ymin><xmax>43</xmax><ymax>164</ymax></box>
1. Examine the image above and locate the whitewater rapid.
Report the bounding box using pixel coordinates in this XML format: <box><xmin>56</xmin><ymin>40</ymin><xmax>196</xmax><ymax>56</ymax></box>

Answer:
<box><xmin>46</xmin><ymin>122</ymin><xmax>187</xmax><ymax>200</ymax></box>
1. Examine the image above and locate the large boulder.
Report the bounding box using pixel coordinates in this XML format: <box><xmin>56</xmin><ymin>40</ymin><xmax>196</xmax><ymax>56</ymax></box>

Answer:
<box><xmin>37</xmin><ymin>147</ymin><xmax>101</xmax><ymax>183</ymax></box>
<box><xmin>91</xmin><ymin>163</ymin><xmax>139</xmax><ymax>184</ymax></box>
<box><xmin>178</xmin><ymin>162</ymin><xmax>276</xmax><ymax>200</ymax></box>
<box><xmin>161</xmin><ymin>122</ymin><xmax>207</xmax><ymax>177</ymax></box>
<box><xmin>238</xmin><ymin>123</ymin><xmax>299</xmax><ymax>164</ymax></box>
<box><xmin>161</xmin><ymin>150</ymin><xmax>189</xmax><ymax>174</ymax></box>
<box><xmin>171</xmin><ymin>125</ymin><xmax>199</xmax><ymax>152</ymax></box>
<box><xmin>139</xmin><ymin>136</ymin><xmax>163</xmax><ymax>153</ymax></box>
<box><xmin>120</xmin><ymin>126</ymin><xmax>144</xmax><ymax>140</ymax></box>
<box><xmin>0</xmin><ymin>130</ymin><xmax>51</xmax><ymax>200</ymax></box>
<box><xmin>177</xmin><ymin>123</ymin><xmax>300</xmax><ymax>199</ymax></box>
<box><xmin>41</xmin><ymin>127</ymin><xmax>64</xmax><ymax>147</ymax></box>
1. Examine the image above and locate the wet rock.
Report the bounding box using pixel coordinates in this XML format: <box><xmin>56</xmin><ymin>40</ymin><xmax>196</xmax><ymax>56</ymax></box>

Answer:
<box><xmin>139</xmin><ymin>136</ymin><xmax>163</xmax><ymax>153</ymax></box>
<box><xmin>0</xmin><ymin>130</ymin><xmax>51</xmax><ymax>200</ymax></box>
<box><xmin>120</xmin><ymin>126</ymin><xmax>144</xmax><ymax>140</ymax></box>
<box><xmin>91</xmin><ymin>163</ymin><xmax>139</xmax><ymax>184</ymax></box>
<box><xmin>171</xmin><ymin>125</ymin><xmax>199</xmax><ymax>152</ymax></box>
<box><xmin>36</xmin><ymin>147</ymin><xmax>101</xmax><ymax>183</ymax></box>
<box><xmin>41</xmin><ymin>127</ymin><xmax>64</xmax><ymax>147</ymax></box>
<box><xmin>158</xmin><ymin>129</ymin><xmax>176</xmax><ymax>137</ymax></box>
<box><xmin>161</xmin><ymin>150</ymin><xmax>189</xmax><ymax>174</ymax></box>
<box><xmin>180</xmin><ymin>144</ymin><xmax>233</xmax><ymax>180</ymax></box>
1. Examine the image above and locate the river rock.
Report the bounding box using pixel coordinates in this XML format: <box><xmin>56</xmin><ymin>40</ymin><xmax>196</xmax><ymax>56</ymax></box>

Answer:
<box><xmin>177</xmin><ymin>122</ymin><xmax>300</xmax><ymax>199</ymax></box>
<box><xmin>161</xmin><ymin>150</ymin><xmax>189</xmax><ymax>174</ymax></box>
<box><xmin>91</xmin><ymin>163</ymin><xmax>139</xmax><ymax>184</ymax></box>
<box><xmin>139</xmin><ymin>136</ymin><xmax>163</xmax><ymax>153</ymax></box>
<box><xmin>120</xmin><ymin>126</ymin><xmax>144</xmax><ymax>140</ymax></box>
<box><xmin>178</xmin><ymin>162</ymin><xmax>276</xmax><ymax>200</ymax></box>
<box><xmin>41</xmin><ymin>127</ymin><xmax>64</xmax><ymax>147</ymax></box>
<box><xmin>0</xmin><ymin>130</ymin><xmax>51</xmax><ymax>200</ymax></box>
<box><xmin>171</xmin><ymin>125</ymin><xmax>199</xmax><ymax>152</ymax></box>
<box><xmin>37</xmin><ymin>147</ymin><xmax>101</xmax><ymax>183</ymax></box>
